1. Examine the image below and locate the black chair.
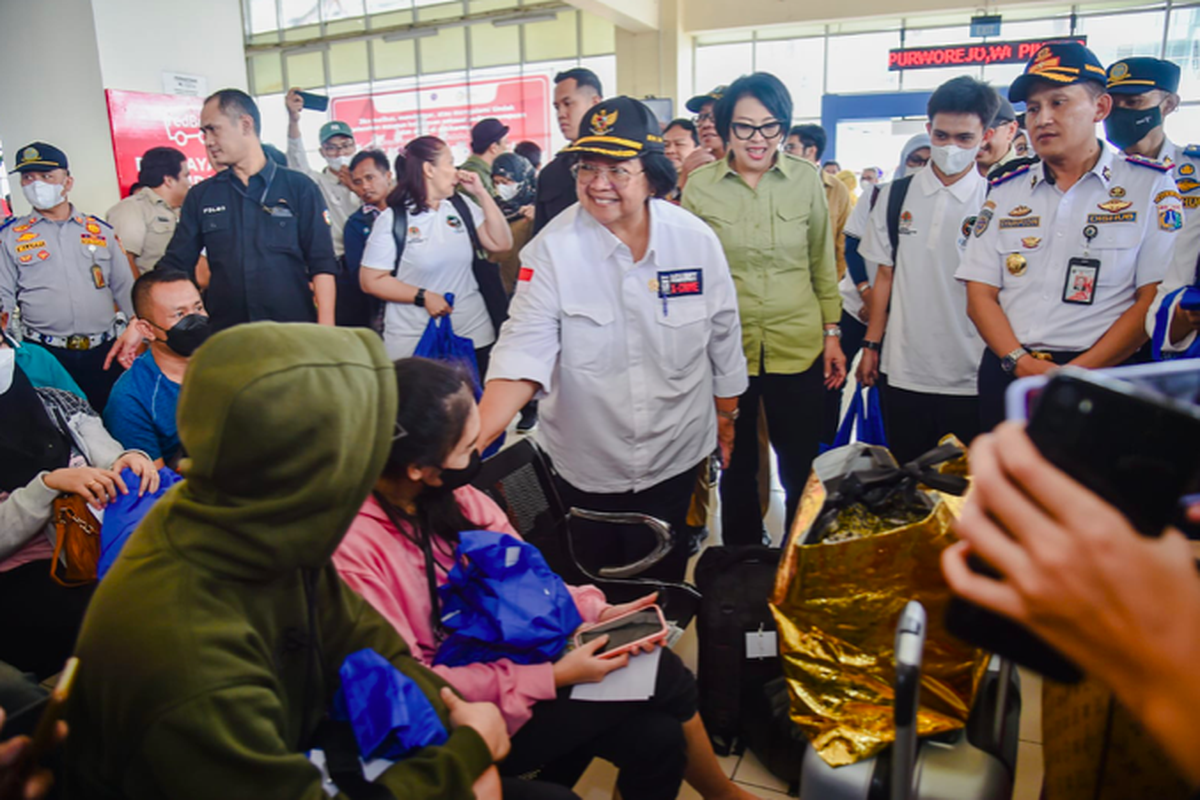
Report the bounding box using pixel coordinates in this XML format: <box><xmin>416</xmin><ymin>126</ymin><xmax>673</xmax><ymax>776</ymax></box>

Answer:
<box><xmin>472</xmin><ymin>438</ymin><xmax>701</xmax><ymax>629</ymax></box>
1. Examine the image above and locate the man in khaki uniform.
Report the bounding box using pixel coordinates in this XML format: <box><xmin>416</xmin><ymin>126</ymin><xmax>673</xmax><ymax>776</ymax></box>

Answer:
<box><xmin>107</xmin><ymin>147</ymin><xmax>191</xmax><ymax>274</ymax></box>
<box><xmin>785</xmin><ymin>125</ymin><xmax>851</xmax><ymax>279</ymax></box>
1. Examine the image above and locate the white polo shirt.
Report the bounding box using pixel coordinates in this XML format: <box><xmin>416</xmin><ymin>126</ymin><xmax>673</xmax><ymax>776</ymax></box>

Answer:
<box><xmin>360</xmin><ymin>198</ymin><xmax>495</xmax><ymax>360</ymax></box>
<box><xmin>487</xmin><ymin>199</ymin><xmax>749</xmax><ymax>494</ymax></box>
<box><xmin>861</xmin><ymin>165</ymin><xmax>987</xmax><ymax>395</ymax></box>
<box><xmin>956</xmin><ymin>144</ymin><xmax>1178</xmax><ymax>353</ymax></box>
<box><xmin>839</xmin><ymin>192</ymin><xmax>876</xmax><ymax>323</ymax></box>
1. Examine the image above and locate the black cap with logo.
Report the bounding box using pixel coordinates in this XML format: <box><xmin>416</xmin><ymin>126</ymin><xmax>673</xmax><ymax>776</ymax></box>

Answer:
<box><xmin>1106</xmin><ymin>57</ymin><xmax>1181</xmax><ymax>95</ymax></box>
<box><xmin>1008</xmin><ymin>42</ymin><xmax>1108</xmax><ymax>104</ymax></box>
<box><xmin>685</xmin><ymin>85</ymin><xmax>728</xmax><ymax>115</ymax></box>
<box><xmin>562</xmin><ymin>97</ymin><xmax>665</xmax><ymax>161</ymax></box>
<box><xmin>9</xmin><ymin>142</ymin><xmax>69</xmax><ymax>174</ymax></box>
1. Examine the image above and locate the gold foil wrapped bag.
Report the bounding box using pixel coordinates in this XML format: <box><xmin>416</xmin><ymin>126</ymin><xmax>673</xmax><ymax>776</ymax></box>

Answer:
<box><xmin>769</xmin><ymin>439</ymin><xmax>987</xmax><ymax>766</ymax></box>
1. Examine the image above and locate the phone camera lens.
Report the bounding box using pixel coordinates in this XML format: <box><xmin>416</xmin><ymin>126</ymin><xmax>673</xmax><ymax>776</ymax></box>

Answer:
<box><xmin>1078</xmin><ymin>398</ymin><xmax>1094</xmax><ymax>414</ymax></box>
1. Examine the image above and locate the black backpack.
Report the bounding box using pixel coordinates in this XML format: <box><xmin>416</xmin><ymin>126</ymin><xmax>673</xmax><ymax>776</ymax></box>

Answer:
<box><xmin>883</xmin><ymin>174</ymin><xmax>913</xmax><ymax>267</ymax></box>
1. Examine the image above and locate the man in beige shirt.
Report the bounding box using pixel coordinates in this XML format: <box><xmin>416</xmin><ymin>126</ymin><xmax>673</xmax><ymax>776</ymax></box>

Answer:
<box><xmin>107</xmin><ymin>147</ymin><xmax>191</xmax><ymax>275</ymax></box>
<box><xmin>785</xmin><ymin>124</ymin><xmax>851</xmax><ymax>279</ymax></box>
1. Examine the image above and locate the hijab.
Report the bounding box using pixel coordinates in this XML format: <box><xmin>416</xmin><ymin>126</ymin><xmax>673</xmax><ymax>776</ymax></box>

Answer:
<box><xmin>0</xmin><ymin>358</ymin><xmax>72</xmax><ymax>493</ymax></box>
<box><xmin>894</xmin><ymin>133</ymin><xmax>932</xmax><ymax>180</ymax></box>
<box><xmin>835</xmin><ymin>169</ymin><xmax>858</xmax><ymax>198</ymax></box>
<box><xmin>491</xmin><ymin>153</ymin><xmax>537</xmax><ymax>221</ymax></box>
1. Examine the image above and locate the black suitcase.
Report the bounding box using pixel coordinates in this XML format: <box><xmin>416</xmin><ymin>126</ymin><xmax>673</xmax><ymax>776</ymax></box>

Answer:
<box><xmin>694</xmin><ymin>546</ymin><xmax>790</xmax><ymax>757</ymax></box>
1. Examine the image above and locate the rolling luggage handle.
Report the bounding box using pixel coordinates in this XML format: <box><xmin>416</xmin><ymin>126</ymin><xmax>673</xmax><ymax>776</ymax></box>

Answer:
<box><xmin>892</xmin><ymin>601</ymin><xmax>927</xmax><ymax>800</ymax></box>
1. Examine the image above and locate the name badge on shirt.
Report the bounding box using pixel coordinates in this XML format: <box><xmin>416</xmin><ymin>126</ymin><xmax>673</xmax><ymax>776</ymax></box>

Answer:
<box><xmin>657</xmin><ymin>269</ymin><xmax>703</xmax><ymax>317</ymax></box>
<box><xmin>1062</xmin><ymin>257</ymin><xmax>1100</xmax><ymax>305</ymax></box>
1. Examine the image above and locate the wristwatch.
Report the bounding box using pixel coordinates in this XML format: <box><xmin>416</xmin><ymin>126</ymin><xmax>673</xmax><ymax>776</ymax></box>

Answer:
<box><xmin>824</xmin><ymin>326</ymin><xmax>843</xmax><ymax>339</ymax></box>
<box><xmin>1001</xmin><ymin>347</ymin><xmax>1029</xmax><ymax>374</ymax></box>
<box><xmin>717</xmin><ymin>408</ymin><xmax>740</xmax><ymax>422</ymax></box>
<box><xmin>863</xmin><ymin>340</ymin><xmax>882</xmax><ymax>352</ymax></box>
<box><xmin>414</xmin><ymin>288</ymin><xmax>426</xmax><ymax>308</ymax></box>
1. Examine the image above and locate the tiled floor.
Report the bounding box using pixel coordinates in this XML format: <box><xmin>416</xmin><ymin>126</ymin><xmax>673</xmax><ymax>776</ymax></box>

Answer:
<box><xmin>512</xmin><ymin>397</ymin><xmax>1045</xmax><ymax>799</ymax></box>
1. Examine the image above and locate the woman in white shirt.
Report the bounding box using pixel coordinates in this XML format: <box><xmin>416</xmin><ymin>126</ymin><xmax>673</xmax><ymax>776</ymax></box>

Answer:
<box><xmin>360</xmin><ymin>137</ymin><xmax>513</xmax><ymax>369</ymax></box>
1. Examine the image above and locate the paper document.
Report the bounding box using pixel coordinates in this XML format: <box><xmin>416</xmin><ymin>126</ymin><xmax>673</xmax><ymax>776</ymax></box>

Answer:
<box><xmin>570</xmin><ymin>647</ymin><xmax>661</xmax><ymax>702</ymax></box>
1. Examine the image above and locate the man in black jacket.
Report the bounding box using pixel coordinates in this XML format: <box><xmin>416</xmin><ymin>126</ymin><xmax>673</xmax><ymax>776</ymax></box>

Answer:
<box><xmin>532</xmin><ymin>68</ymin><xmax>603</xmax><ymax>235</ymax></box>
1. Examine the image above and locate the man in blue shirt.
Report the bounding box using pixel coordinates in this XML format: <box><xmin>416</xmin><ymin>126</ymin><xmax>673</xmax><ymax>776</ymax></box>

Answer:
<box><xmin>339</xmin><ymin>149</ymin><xmax>392</xmax><ymax>329</ymax></box>
<box><xmin>103</xmin><ymin>270</ymin><xmax>211</xmax><ymax>468</ymax></box>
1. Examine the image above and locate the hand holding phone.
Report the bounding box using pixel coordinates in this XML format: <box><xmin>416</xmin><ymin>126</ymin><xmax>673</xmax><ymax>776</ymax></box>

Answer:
<box><xmin>0</xmin><ymin>658</ymin><xmax>75</xmax><ymax>800</ymax></box>
<box><xmin>573</xmin><ymin>605</ymin><xmax>668</xmax><ymax>660</ymax></box>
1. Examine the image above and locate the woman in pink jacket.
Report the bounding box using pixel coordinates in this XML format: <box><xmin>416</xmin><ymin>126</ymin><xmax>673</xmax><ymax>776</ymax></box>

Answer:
<box><xmin>334</xmin><ymin>358</ymin><xmax>756</xmax><ymax>800</ymax></box>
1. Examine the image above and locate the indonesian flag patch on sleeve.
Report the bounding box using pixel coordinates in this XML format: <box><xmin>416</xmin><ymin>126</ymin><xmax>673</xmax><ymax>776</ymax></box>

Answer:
<box><xmin>518</xmin><ymin>267</ymin><xmax>534</xmax><ymax>282</ymax></box>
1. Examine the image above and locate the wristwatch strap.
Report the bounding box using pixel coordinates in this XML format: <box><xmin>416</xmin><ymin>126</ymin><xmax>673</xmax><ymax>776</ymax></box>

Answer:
<box><xmin>414</xmin><ymin>288</ymin><xmax>426</xmax><ymax>308</ymax></box>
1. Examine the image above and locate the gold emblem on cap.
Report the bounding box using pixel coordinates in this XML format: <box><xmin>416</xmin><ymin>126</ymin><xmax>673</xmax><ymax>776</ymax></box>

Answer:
<box><xmin>1110</xmin><ymin>186</ymin><xmax>1126</xmax><ymax>198</ymax></box>
<box><xmin>1006</xmin><ymin>253</ymin><xmax>1028</xmax><ymax>276</ymax></box>
<box><xmin>23</xmin><ymin>147</ymin><xmax>38</xmax><ymax>161</ymax></box>
<box><xmin>1110</xmin><ymin>62</ymin><xmax>1129</xmax><ymax>80</ymax></box>
<box><xmin>1021</xmin><ymin>236</ymin><xmax>1042</xmax><ymax>249</ymax></box>
<box><xmin>591</xmin><ymin>109</ymin><xmax>618</xmax><ymax>136</ymax></box>
<box><xmin>1008</xmin><ymin>205</ymin><xmax>1032</xmax><ymax>217</ymax></box>
<box><xmin>1098</xmin><ymin>199</ymin><xmax>1132</xmax><ymax>213</ymax></box>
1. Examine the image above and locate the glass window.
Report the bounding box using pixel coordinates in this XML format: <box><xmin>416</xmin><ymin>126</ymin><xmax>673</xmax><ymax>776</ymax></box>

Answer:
<box><xmin>580</xmin><ymin>11</ymin><xmax>615</xmax><ymax>56</ymax></box>
<box><xmin>826</xmin><ymin>31</ymin><xmax>900</xmax><ymax>94</ymax></box>
<box><xmin>1166</xmin><ymin>104</ymin><xmax>1200</xmax><ymax>147</ymax></box>
<box><xmin>281</xmin><ymin>0</ymin><xmax>322</xmax><ymax>29</ymax></box>
<box><xmin>286</xmin><ymin>49</ymin><xmax>327</xmax><ymax>88</ymax></box>
<box><xmin>247</xmin><ymin>0</ymin><xmax>279</xmax><ymax>34</ymax></box>
<box><xmin>469</xmin><ymin>21</ymin><xmax>519</xmax><ymax>68</ymax></box>
<box><xmin>897</xmin><ymin>26</ymin><xmax>979</xmax><ymax>93</ymax></box>
<box><xmin>323</xmin><ymin>0</ymin><xmax>364</xmax><ymax>22</ymax></box>
<box><xmin>753</xmin><ymin>38</ymin><xmax>824</xmax><ymax>120</ymax></box>
<box><xmin>330</xmin><ymin>40</ymin><xmax>370</xmax><ymax>85</ymax></box>
<box><xmin>524</xmin><ymin>11</ymin><xmax>579</xmax><ymax>62</ymax></box>
<box><xmin>1166</xmin><ymin>5</ymin><xmax>1200</xmax><ymax>103</ymax></box>
<box><xmin>326</xmin><ymin>18</ymin><xmax>365</xmax><ymax>35</ymax></box>
<box><xmin>368</xmin><ymin>0</ymin><xmax>411</xmax><ymax>12</ymax></box>
<box><xmin>419</xmin><ymin>26</ymin><xmax>467</xmax><ymax>73</ymax></box>
<box><xmin>251</xmin><ymin>53</ymin><xmax>285</xmax><ymax>95</ymax></box>
<box><xmin>416</xmin><ymin>1</ymin><xmax>464</xmax><ymax>22</ymax></box>
<box><xmin>694</xmin><ymin>42</ymin><xmax>752</xmax><ymax>97</ymax></box>
<box><xmin>373</xmin><ymin>37</ymin><xmax>417</xmax><ymax>78</ymax></box>
<box><xmin>470</xmin><ymin>0</ymin><xmax>515</xmax><ymax>11</ymax></box>
<box><xmin>1076</xmin><ymin>10</ymin><xmax>1166</xmax><ymax>66</ymax></box>
<box><xmin>284</xmin><ymin>24</ymin><xmax>322</xmax><ymax>42</ymax></box>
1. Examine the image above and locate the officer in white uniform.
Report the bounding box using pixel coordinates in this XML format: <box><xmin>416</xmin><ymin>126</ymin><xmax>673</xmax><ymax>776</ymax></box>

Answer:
<box><xmin>0</xmin><ymin>142</ymin><xmax>134</xmax><ymax>411</ymax></box>
<box><xmin>1146</xmin><ymin>205</ymin><xmax>1200</xmax><ymax>358</ymax></box>
<box><xmin>479</xmin><ymin>97</ymin><xmax>748</xmax><ymax>584</ymax></box>
<box><xmin>1104</xmin><ymin>57</ymin><xmax>1200</xmax><ymax>220</ymax></box>
<box><xmin>956</xmin><ymin>43</ymin><xmax>1180</xmax><ymax>431</ymax></box>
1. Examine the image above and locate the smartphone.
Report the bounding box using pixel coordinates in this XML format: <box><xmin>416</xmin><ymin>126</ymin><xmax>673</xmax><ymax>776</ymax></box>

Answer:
<box><xmin>574</xmin><ymin>606</ymin><xmax>668</xmax><ymax>659</ymax></box>
<box><xmin>950</xmin><ymin>369</ymin><xmax>1200</xmax><ymax>681</ymax></box>
<box><xmin>0</xmin><ymin>657</ymin><xmax>77</xmax><ymax>796</ymax></box>
<box><xmin>298</xmin><ymin>90</ymin><xmax>329</xmax><ymax>112</ymax></box>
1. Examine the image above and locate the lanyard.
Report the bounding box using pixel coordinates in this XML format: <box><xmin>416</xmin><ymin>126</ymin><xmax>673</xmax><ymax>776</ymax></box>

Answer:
<box><xmin>231</xmin><ymin>157</ymin><xmax>278</xmax><ymax>212</ymax></box>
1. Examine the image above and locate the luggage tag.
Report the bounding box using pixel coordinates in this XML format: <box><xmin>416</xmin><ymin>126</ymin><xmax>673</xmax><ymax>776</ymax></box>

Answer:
<box><xmin>745</xmin><ymin>623</ymin><xmax>777</xmax><ymax>660</ymax></box>
<box><xmin>1062</xmin><ymin>225</ymin><xmax>1099</xmax><ymax>306</ymax></box>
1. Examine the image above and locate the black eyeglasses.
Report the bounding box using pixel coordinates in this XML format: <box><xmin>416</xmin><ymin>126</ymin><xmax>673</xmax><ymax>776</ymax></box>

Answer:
<box><xmin>730</xmin><ymin>121</ymin><xmax>784</xmax><ymax>141</ymax></box>
<box><xmin>693</xmin><ymin>112</ymin><xmax>715</xmax><ymax>125</ymax></box>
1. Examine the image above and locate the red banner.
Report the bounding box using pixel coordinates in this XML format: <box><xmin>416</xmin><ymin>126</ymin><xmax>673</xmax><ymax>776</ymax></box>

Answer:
<box><xmin>331</xmin><ymin>75</ymin><xmax>552</xmax><ymax>159</ymax></box>
<box><xmin>105</xmin><ymin>89</ymin><xmax>217</xmax><ymax>199</ymax></box>
<box><xmin>888</xmin><ymin>36</ymin><xmax>1087</xmax><ymax>71</ymax></box>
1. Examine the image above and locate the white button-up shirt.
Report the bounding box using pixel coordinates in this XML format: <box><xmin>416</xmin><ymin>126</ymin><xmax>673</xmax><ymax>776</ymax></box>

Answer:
<box><xmin>1146</xmin><ymin>201</ymin><xmax>1200</xmax><ymax>353</ymax></box>
<box><xmin>956</xmin><ymin>144</ymin><xmax>1178</xmax><ymax>352</ymax></box>
<box><xmin>487</xmin><ymin>199</ymin><xmax>748</xmax><ymax>494</ymax></box>
<box><xmin>861</xmin><ymin>165</ymin><xmax>987</xmax><ymax>395</ymax></box>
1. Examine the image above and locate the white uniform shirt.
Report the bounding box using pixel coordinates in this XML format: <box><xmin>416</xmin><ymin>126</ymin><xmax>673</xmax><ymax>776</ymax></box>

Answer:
<box><xmin>487</xmin><ymin>199</ymin><xmax>749</xmax><ymax>494</ymax></box>
<box><xmin>861</xmin><ymin>165</ymin><xmax>987</xmax><ymax>395</ymax></box>
<box><xmin>839</xmin><ymin>192</ymin><xmax>876</xmax><ymax>323</ymax></box>
<box><xmin>1157</xmin><ymin>138</ymin><xmax>1200</xmax><ymax>221</ymax></box>
<box><xmin>1146</xmin><ymin>201</ymin><xmax>1200</xmax><ymax>352</ymax></box>
<box><xmin>360</xmin><ymin>199</ymin><xmax>495</xmax><ymax>360</ymax></box>
<box><xmin>287</xmin><ymin>135</ymin><xmax>362</xmax><ymax>257</ymax></box>
<box><xmin>956</xmin><ymin>144</ymin><xmax>1178</xmax><ymax>352</ymax></box>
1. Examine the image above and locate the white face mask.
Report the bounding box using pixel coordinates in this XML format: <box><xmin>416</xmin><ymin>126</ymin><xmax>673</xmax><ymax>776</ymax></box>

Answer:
<box><xmin>930</xmin><ymin>143</ymin><xmax>980</xmax><ymax>176</ymax></box>
<box><xmin>326</xmin><ymin>155</ymin><xmax>353</xmax><ymax>172</ymax></box>
<box><xmin>0</xmin><ymin>348</ymin><xmax>15</xmax><ymax>395</ymax></box>
<box><xmin>860</xmin><ymin>179</ymin><xmax>875</xmax><ymax>192</ymax></box>
<box><xmin>22</xmin><ymin>179</ymin><xmax>65</xmax><ymax>211</ymax></box>
<box><xmin>496</xmin><ymin>182</ymin><xmax>521</xmax><ymax>202</ymax></box>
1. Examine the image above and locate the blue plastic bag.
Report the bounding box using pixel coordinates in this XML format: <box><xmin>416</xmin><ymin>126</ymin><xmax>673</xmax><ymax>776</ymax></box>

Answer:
<box><xmin>433</xmin><ymin>530</ymin><xmax>583</xmax><ymax>668</ymax></box>
<box><xmin>333</xmin><ymin>649</ymin><xmax>448</xmax><ymax>761</ymax></box>
<box><xmin>1152</xmin><ymin>286</ymin><xmax>1200</xmax><ymax>361</ymax></box>
<box><xmin>411</xmin><ymin>292</ymin><xmax>503</xmax><ymax>456</ymax></box>
<box><xmin>821</xmin><ymin>385</ymin><xmax>888</xmax><ymax>453</ymax></box>
<box><xmin>98</xmin><ymin>467</ymin><xmax>183</xmax><ymax>580</ymax></box>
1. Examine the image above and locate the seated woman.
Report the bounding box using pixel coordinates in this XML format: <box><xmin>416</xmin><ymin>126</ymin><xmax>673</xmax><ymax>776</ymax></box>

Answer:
<box><xmin>335</xmin><ymin>358</ymin><xmax>757</xmax><ymax>800</ymax></box>
<box><xmin>0</xmin><ymin>346</ymin><xmax>158</xmax><ymax>679</ymax></box>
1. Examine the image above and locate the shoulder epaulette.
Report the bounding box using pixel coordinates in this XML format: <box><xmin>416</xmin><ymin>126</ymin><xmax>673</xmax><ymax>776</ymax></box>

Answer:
<box><xmin>1183</xmin><ymin>144</ymin><xmax>1200</xmax><ymax>160</ymax></box>
<box><xmin>1124</xmin><ymin>153</ymin><xmax>1172</xmax><ymax>172</ymax></box>
<box><xmin>0</xmin><ymin>217</ymin><xmax>16</xmax><ymax>235</ymax></box>
<box><xmin>86</xmin><ymin>215</ymin><xmax>114</xmax><ymax>230</ymax></box>
<box><xmin>989</xmin><ymin>161</ymin><xmax>1033</xmax><ymax>187</ymax></box>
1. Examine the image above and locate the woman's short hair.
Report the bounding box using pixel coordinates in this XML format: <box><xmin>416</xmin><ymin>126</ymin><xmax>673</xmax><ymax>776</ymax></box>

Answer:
<box><xmin>714</xmin><ymin>73</ymin><xmax>794</xmax><ymax>144</ymax></box>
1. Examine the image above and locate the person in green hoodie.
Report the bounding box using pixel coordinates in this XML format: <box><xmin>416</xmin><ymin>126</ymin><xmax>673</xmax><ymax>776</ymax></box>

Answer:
<box><xmin>63</xmin><ymin>322</ymin><xmax>510</xmax><ymax>799</ymax></box>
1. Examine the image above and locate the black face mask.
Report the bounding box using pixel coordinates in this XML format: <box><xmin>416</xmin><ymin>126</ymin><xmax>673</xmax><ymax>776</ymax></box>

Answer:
<box><xmin>161</xmin><ymin>314</ymin><xmax>212</xmax><ymax>357</ymax></box>
<box><xmin>1104</xmin><ymin>105</ymin><xmax>1163</xmax><ymax>151</ymax></box>
<box><xmin>436</xmin><ymin>449</ymin><xmax>482</xmax><ymax>491</ymax></box>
